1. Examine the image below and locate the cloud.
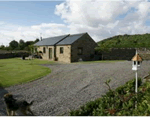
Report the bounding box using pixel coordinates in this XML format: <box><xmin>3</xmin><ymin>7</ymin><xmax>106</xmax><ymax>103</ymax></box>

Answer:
<box><xmin>0</xmin><ymin>22</ymin><xmax>69</xmax><ymax>46</ymax></box>
<box><xmin>0</xmin><ymin>0</ymin><xmax>150</xmax><ymax>46</ymax></box>
<box><xmin>31</xmin><ymin>23</ymin><xmax>66</xmax><ymax>30</ymax></box>
<box><xmin>55</xmin><ymin>0</ymin><xmax>150</xmax><ymax>42</ymax></box>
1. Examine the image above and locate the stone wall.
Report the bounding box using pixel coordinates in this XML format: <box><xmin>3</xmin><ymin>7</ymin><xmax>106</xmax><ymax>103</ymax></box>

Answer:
<box><xmin>37</xmin><ymin>46</ymin><xmax>54</xmax><ymax>60</ymax></box>
<box><xmin>100</xmin><ymin>48</ymin><xmax>136</xmax><ymax>60</ymax></box>
<box><xmin>137</xmin><ymin>48</ymin><xmax>150</xmax><ymax>60</ymax></box>
<box><xmin>71</xmin><ymin>33</ymin><xmax>97</xmax><ymax>62</ymax></box>
<box><xmin>56</xmin><ymin>45</ymin><xmax>71</xmax><ymax>63</ymax></box>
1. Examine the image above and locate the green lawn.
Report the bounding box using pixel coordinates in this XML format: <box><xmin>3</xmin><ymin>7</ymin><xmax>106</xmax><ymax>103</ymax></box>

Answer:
<box><xmin>0</xmin><ymin>58</ymin><xmax>55</xmax><ymax>87</ymax></box>
<box><xmin>73</xmin><ymin>60</ymin><xmax>126</xmax><ymax>64</ymax></box>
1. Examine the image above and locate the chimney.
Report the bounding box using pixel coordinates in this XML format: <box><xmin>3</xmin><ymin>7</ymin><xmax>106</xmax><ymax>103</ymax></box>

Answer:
<box><xmin>40</xmin><ymin>33</ymin><xmax>42</xmax><ymax>41</ymax></box>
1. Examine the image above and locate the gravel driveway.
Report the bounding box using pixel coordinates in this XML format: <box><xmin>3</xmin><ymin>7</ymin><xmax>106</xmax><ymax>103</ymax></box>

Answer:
<box><xmin>0</xmin><ymin>61</ymin><xmax>150</xmax><ymax>116</ymax></box>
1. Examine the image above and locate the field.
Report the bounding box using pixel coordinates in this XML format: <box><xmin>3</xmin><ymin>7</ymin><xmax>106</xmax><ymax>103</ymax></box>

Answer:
<box><xmin>0</xmin><ymin>58</ymin><xmax>54</xmax><ymax>87</ymax></box>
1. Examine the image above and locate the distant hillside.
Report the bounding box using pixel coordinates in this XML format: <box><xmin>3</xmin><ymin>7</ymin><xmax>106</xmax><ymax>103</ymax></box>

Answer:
<box><xmin>96</xmin><ymin>33</ymin><xmax>150</xmax><ymax>52</ymax></box>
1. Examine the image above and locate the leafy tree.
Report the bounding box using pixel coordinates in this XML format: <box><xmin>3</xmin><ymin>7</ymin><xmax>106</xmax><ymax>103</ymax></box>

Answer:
<box><xmin>19</xmin><ymin>39</ymin><xmax>25</xmax><ymax>50</ymax></box>
<box><xmin>24</xmin><ymin>46</ymin><xmax>30</xmax><ymax>51</ymax></box>
<box><xmin>4</xmin><ymin>46</ymin><xmax>11</xmax><ymax>51</ymax></box>
<box><xmin>9</xmin><ymin>40</ymin><xmax>18</xmax><ymax>50</ymax></box>
<box><xmin>34</xmin><ymin>38</ymin><xmax>39</xmax><ymax>43</ymax></box>
<box><xmin>0</xmin><ymin>45</ymin><xmax>5</xmax><ymax>50</ymax></box>
<box><xmin>25</xmin><ymin>41</ymin><xmax>34</xmax><ymax>47</ymax></box>
<box><xmin>28</xmin><ymin>45</ymin><xmax>34</xmax><ymax>54</ymax></box>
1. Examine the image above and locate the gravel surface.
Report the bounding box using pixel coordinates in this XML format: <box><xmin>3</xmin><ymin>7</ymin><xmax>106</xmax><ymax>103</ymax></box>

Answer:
<box><xmin>0</xmin><ymin>61</ymin><xmax>150</xmax><ymax>116</ymax></box>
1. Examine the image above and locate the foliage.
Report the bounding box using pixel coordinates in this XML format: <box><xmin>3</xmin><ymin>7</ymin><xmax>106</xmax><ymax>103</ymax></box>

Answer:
<box><xmin>70</xmin><ymin>78</ymin><xmax>150</xmax><ymax>116</ymax></box>
<box><xmin>96</xmin><ymin>33</ymin><xmax>150</xmax><ymax>52</ymax></box>
<box><xmin>34</xmin><ymin>38</ymin><xmax>40</xmax><ymax>43</ymax></box>
<box><xmin>9</xmin><ymin>40</ymin><xmax>19</xmax><ymax>50</ymax></box>
<box><xmin>28</xmin><ymin>44</ymin><xmax>34</xmax><ymax>54</ymax></box>
<box><xmin>0</xmin><ymin>58</ymin><xmax>55</xmax><ymax>87</ymax></box>
<box><xmin>0</xmin><ymin>38</ymin><xmax>39</xmax><ymax>51</ymax></box>
<box><xmin>18</xmin><ymin>39</ymin><xmax>25</xmax><ymax>50</ymax></box>
<box><xmin>0</xmin><ymin>45</ymin><xmax>5</xmax><ymax>49</ymax></box>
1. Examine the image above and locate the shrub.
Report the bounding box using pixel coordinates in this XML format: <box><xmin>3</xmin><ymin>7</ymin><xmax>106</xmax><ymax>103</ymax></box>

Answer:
<box><xmin>70</xmin><ymin>78</ymin><xmax>150</xmax><ymax>116</ymax></box>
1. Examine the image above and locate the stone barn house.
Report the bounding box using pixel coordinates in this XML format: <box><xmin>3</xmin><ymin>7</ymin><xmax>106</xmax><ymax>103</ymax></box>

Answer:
<box><xmin>34</xmin><ymin>32</ymin><xmax>97</xmax><ymax>63</ymax></box>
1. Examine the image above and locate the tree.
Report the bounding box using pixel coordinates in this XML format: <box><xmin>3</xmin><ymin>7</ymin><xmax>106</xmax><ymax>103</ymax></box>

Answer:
<box><xmin>34</xmin><ymin>38</ymin><xmax>39</xmax><ymax>43</ymax></box>
<box><xmin>4</xmin><ymin>46</ymin><xmax>11</xmax><ymax>51</ymax></box>
<box><xmin>19</xmin><ymin>39</ymin><xmax>25</xmax><ymax>50</ymax></box>
<box><xmin>0</xmin><ymin>45</ymin><xmax>5</xmax><ymax>50</ymax></box>
<box><xmin>25</xmin><ymin>41</ymin><xmax>34</xmax><ymax>47</ymax></box>
<box><xmin>28</xmin><ymin>45</ymin><xmax>34</xmax><ymax>54</ymax></box>
<box><xmin>9</xmin><ymin>40</ymin><xmax>18</xmax><ymax>50</ymax></box>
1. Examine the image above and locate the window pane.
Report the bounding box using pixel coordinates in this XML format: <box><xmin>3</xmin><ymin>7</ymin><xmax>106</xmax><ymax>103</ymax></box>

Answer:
<box><xmin>78</xmin><ymin>47</ymin><xmax>83</xmax><ymax>55</ymax></box>
<box><xmin>60</xmin><ymin>47</ymin><xmax>63</xmax><ymax>54</ymax></box>
<box><xmin>43</xmin><ymin>47</ymin><xmax>46</xmax><ymax>53</ymax></box>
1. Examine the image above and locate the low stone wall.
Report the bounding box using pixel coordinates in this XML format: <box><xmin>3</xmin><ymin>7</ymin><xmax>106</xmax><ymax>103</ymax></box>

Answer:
<box><xmin>100</xmin><ymin>48</ymin><xmax>136</xmax><ymax>60</ymax></box>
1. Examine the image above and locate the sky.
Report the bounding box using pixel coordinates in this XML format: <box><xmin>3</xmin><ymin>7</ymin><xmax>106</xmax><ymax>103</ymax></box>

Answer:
<box><xmin>0</xmin><ymin>0</ymin><xmax>150</xmax><ymax>46</ymax></box>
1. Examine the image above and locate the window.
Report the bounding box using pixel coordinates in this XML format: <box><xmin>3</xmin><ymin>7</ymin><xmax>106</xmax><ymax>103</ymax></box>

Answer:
<box><xmin>43</xmin><ymin>47</ymin><xmax>46</xmax><ymax>53</ymax></box>
<box><xmin>78</xmin><ymin>47</ymin><xmax>83</xmax><ymax>55</ymax></box>
<box><xmin>60</xmin><ymin>47</ymin><xmax>64</xmax><ymax>54</ymax></box>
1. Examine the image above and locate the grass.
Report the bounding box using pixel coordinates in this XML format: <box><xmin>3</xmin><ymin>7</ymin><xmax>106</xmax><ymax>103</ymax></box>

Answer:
<box><xmin>73</xmin><ymin>60</ymin><xmax>126</xmax><ymax>64</ymax></box>
<box><xmin>0</xmin><ymin>58</ymin><xmax>55</xmax><ymax>87</ymax></box>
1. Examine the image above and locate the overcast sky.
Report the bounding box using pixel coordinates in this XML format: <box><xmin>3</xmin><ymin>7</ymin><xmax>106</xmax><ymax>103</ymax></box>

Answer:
<box><xmin>0</xmin><ymin>0</ymin><xmax>150</xmax><ymax>46</ymax></box>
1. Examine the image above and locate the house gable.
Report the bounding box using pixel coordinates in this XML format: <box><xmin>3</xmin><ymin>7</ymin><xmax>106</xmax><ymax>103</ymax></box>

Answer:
<box><xmin>71</xmin><ymin>33</ymin><xmax>97</xmax><ymax>62</ymax></box>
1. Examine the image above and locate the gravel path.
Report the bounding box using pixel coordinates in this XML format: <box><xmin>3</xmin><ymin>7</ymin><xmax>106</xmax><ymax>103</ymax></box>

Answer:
<box><xmin>0</xmin><ymin>61</ymin><xmax>150</xmax><ymax>116</ymax></box>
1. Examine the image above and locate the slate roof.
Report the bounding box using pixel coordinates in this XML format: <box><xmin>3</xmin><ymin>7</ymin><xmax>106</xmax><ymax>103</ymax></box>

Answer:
<box><xmin>34</xmin><ymin>34</ymin><xmax>70</xmax><ymax>46</ymax></box>
<box><xmin>56</xmin><ymin>33</ymin><xmax>86</xmax><ymax>45</ymax></box>
<box><xmin>34</xmin><ymin>32</ymin><xmax>88</xmax><ymax>46</ymax></box>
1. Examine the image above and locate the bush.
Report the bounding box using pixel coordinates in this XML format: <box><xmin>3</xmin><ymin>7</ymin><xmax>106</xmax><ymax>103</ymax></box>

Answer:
<box><xmin>70</xmin><ymin>78</ymin><xmax>150</xmax><ymax>116</ymax></box>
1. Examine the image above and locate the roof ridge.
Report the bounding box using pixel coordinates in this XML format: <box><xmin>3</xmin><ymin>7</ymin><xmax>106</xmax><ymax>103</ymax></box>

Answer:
<box><xmin>40</xmin><ymin>33</ymin><xmax>87</xmax><ymax>40</ymax></box>
<box><xmin>69</xmin><ymin>32</ymin><xmax>87</xmax><ymax>36</ymax></box>
<box><xmin>42</xmin><ymin>34</ymin><xmax>69</xmax><ymax>40</ymax></box>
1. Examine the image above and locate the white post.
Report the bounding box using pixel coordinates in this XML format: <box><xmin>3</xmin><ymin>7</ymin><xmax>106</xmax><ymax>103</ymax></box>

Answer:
<box><xmin>135</xmin><ymin>60</ymin><xmax>138</xmax><ymax>108</ymax></box>
<box><xmin>135</xmin><ymin>53</ymin><xmax>138</xmax><ymax>93</ymax></box>
<box><xmin>135</xmin><ymin>70</ymin><xmax>138</xmax><ymax>93</ymax></box>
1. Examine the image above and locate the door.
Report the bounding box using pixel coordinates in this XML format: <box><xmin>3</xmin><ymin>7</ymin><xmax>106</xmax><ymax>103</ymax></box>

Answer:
<box><xmin>49</xmin><ymin>48</ymin><xmax>52</xmax><ymax>59</ymax></box>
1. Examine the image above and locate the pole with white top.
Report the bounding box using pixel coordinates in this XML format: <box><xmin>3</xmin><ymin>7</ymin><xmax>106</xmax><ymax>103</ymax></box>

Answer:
<box><xmin>132</xmin><ymin>49</ymin><xmax>142</xmax><ymax>108</ymax></box>
<box><xmin>135</xmin><ymin>50</ymin><xmax>138</xmax><ymax>94</ymax></box>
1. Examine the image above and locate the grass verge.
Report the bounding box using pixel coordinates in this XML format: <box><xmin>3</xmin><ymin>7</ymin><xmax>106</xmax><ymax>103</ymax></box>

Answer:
<box><xmin>0</xmin><ymin>58</ymin><xmax>55</xmax><ymax>87</ymax></box>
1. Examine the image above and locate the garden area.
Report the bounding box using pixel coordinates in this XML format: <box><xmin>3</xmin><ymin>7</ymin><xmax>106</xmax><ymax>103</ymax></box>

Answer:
<box><xmin>70</xmin><ymin>78</ymin><xmax>150</xmax><ymax>116</ymax></box>
<box><xmin>0</xmin><ymin>58</ymin><xmax>54</xmax><ymax>87</ymax></box>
